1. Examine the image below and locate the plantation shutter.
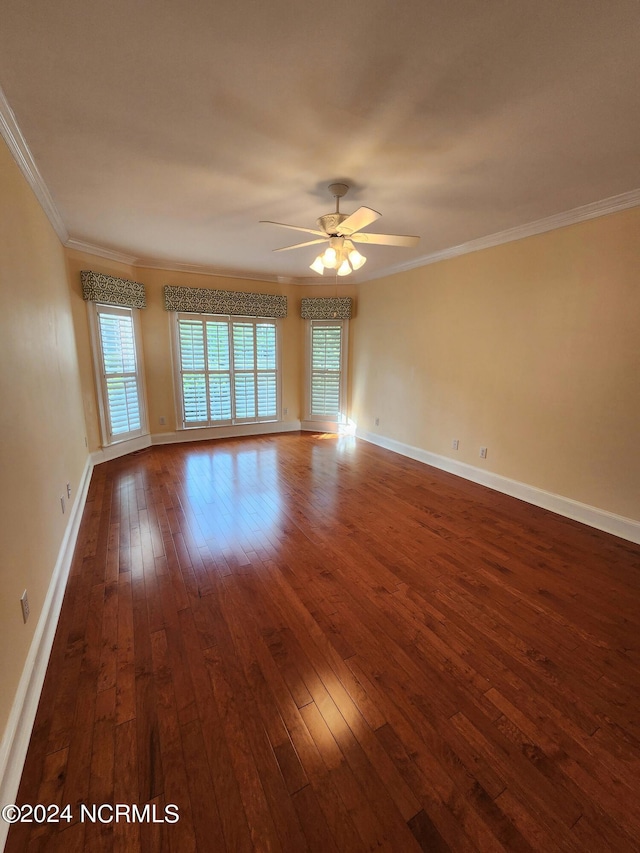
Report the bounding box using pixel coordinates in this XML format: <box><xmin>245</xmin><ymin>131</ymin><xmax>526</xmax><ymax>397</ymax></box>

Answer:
<box><xmin>176</xmin><ymin>315</ymin><xmax>278</xmax><ymax>426</ymax></box>
<box><xmin>256</xmin><ymin>323</ymin><xmax>277</xmax><ymax>418</ymax></box>
<box><xmin>233</xmin><ymin>322</ymin><xmax>257</xmax><ymax>420</ymax></box>
<box><xmin>310</xmin><ymin>322</ymin><xmax>343</xmax><ymax>418</ymax></box>
<box><xmin>97</xmin><ymin>307</ymin><xmax>142</xmax><ymax>437</ymax></box>
<box><xmin>207</xmin><ymin>321</ymin><xmax>232</xmax><ymax>421</ymax></box>
<box><xmin>179</xmin><ymin>319</ymin><xmax>208</xmax><ymax>424</ymax></box>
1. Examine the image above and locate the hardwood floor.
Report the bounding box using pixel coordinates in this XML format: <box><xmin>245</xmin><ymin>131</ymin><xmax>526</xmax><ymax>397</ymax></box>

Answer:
<box><xmin>7</xmin><ymin>432</ymin><xmax>640</xmax><ymax>852</ymax></box>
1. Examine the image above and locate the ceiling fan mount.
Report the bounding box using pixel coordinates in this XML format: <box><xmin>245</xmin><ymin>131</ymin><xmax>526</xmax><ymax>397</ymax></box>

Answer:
<box><xmin>260</xmin><ymin>182</ymin><xmax>419</xmax><ymax>276</ymax></box>
<box><xmin>327</xmin><ymin>182</ymin><xmax>349</xmax><ymax>200</ymax></box>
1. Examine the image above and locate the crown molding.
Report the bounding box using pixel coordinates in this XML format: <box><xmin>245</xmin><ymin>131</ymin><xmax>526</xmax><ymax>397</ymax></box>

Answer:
<box><xmin>65</xmin><ymin>240</ymin><xmax>308</xmax><ymax>284</ymax></box>
<box><xmin>0</xmin><ymin>85</ymin><xmax>69</xmax><ymax>243</ymax></box>
<box><xmin>361</xmin><ymin>188</ymin><xmax>640</xmax><ymax>282</ymax></box>
<box><xmin>132</xmin><ymin>257</ymin><xmax>307</xmax><ymax>285</ymax></box>
<box><xmin>64</xmin><ymin>238</ymin><xmax>139</xmax><ymax>266</ymax></box>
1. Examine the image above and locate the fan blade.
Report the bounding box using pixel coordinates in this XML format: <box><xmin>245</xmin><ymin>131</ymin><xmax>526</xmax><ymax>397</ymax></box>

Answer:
<box><xmin>350</xmin><ymin>232</ymin><xmax>420</xmax><ymax>247</ymax></box>
<box><xmin>260</xmin><ymin>220</ymin><xmax>326</xmax><ymax>237</ymax></box>
<box><xmin>335</xmin><ymin>206</ymin><xmax>381</xmax><ymax>235</ymax></box>
<box><xmin>274</xmin><ymin>238</ymin><xmax>327</xmax><ymax>252</ymax></box>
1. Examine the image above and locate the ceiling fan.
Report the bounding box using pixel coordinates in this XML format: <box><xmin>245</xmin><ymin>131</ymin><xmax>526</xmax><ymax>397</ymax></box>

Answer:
<box><xmin>261</xmin><ymin>183</ymin><xmax>420</xmax><ymax>276</ymax></box>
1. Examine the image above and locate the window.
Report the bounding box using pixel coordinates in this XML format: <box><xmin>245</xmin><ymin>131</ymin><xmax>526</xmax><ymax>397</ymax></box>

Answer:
<box><xmin>90</xmin><ymin>303</ymin><xmax>147</xmax><ymax>444</ymax></box>
<box><xmin>306</xmin><ymin>319</ymin><xmax>347</xmax><ymax>424</ymax></box>
<box><xmin>174</xmin><ymin>313</ymin><xmax>279</xmax><ymax>428</ymax></box>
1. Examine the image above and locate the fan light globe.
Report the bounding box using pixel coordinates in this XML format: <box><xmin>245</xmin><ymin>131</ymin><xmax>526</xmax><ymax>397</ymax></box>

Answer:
<box><xmin>337</xmin><ymin>259</ymin><xmax>352</xmax><ymax>276</ymax></box>
<box><xmin>344</xmin><ymin>240</ymin><xmax>367</xmax><ymax>270</ymax></box>
<box><xmin>349</xmin><ymin>251</ymin><xmax>366</xmax><ymax>270</ymax></box>
<box><xmin>322</xmin><ymin>247</ymin><xmax>338</xmax><ymax>268</ymax></box>
<box><xmin>310</xmin><ymin>256</ymin><xmax>325</xmax><ymax>275</ymax></box>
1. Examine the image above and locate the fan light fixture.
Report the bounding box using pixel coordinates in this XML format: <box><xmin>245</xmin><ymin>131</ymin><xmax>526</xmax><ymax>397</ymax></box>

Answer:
<box><xmin>310</xmin><ymin>237</ymin><xmax>367</xmax><ymax>276</ymax></box>
<box><xmin>260</xmin><ymin>182</ymin><xmax>419</xmax><ymax>278</ymax></box>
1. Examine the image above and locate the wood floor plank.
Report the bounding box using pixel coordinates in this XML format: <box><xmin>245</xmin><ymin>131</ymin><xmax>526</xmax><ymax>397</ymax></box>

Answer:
<box><xmin>178</xmin><ymin>719</ymin><xmax>225</xmax><ymax>852</ymax></box>
<box><xmin>149</xmin><ymin>629</ymin><xmax>199</xmax><ymax>853</ymax></box>
<box><xmin>8</xmin><ymin>433</ymin><xmax>640</xmax><ymax>851</ymax></box>
<box><xmin>299</xmin><ymin>700</ymin><xmax>393</xmax><ymax>850</ymax></box>
<box><xmin>176</xmin><ymin>606</ymin><xmax>254</xmax><ymax>852</ymax></box>
<box><xmin>408</xmin><ymin>808</ymin><xmax>453</xmax><ymax>853</ymax></box>
<box><xmin>113</xmin><ymin>718</ymin><xmax>141</xmax><ymax>853</ymax></box>
<box><xmin>203</xmin><ymin>644</ymin><xmax>285</xmax><ymax>852</ymax></box>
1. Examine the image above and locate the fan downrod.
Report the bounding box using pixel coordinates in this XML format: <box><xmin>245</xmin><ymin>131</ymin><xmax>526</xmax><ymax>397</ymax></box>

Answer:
<box><xmin>318</xmin><ymin>183</ymin><xmax>350</xmax><ymax>232</ymax></box>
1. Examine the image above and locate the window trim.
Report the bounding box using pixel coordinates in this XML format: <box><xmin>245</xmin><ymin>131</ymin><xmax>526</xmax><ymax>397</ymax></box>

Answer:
<box><xmin>88</xmin><ymin>301</ymin><xmax>149</xmax><ymax>447</ymax></box>
<box><xmin>304</xmin><ymin>317</ymin><xmax>349</xmax><ymax>429</ymax></box>
<box><xmin>171</xmin><ymin>311</ymin><xmax>282</xmax><ymax>430</ymax></box>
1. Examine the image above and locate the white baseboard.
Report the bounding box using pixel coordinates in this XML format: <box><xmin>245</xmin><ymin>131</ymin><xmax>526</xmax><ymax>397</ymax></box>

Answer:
<box><xmin>0</xmin><ymin>455</ymin><xmax>94</xmax><ymax>850</ymax></box>
<box><xmin>89</xmin><ymin>423</ymin><xmax>303</xmax><ymax>462</ymax></box>
<box><xmin>90</xmin><ymin>433</ymin><xmax>152</xmax><ymax>465</ymax></box>
<box><xmin>300</xmin><ymin>419</ymin><xmax>352</xmax><ymax>434</ymax></box>
<box><xmin>152</xmin><ymin>420</ymin><xmax>302</xmax><ymax>445</ymax></box>
<box><xmin>357</xmin><ymin>429</ymin><xmax>640</xmax><ymax>545</ymax></box>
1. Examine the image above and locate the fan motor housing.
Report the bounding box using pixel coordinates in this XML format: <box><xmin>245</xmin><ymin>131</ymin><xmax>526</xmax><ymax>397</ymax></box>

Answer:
<box><xmin>317</xmin><ymin>212</ymin><xmax>348</xmax><ymax>235</ymax></box>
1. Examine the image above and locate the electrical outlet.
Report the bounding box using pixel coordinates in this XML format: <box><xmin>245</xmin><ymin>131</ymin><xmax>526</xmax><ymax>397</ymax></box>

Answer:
<box><xmin>479</xmin><ymin>446</ymin><xmax>488</xmax><ymax>459</ymax></box>
<box><xmin>452</xmin><ymin>439</ymin><xmax>459</xmax><ymax>450</ymax></box>
<box><xmin>283</xmin><ymin>407</ymin><xmax>288</xmax><ymax>415</ymax></box>
<box><xmin>66</xmin><ymin>482</ymin><xmax>72</xmax><ymax>499</ymax></box>
<box><xmin>60</xmin><ymin>495</ymin><xmax>65</xmax><ymax>514</ymax></box>
<box><xmin>159</xmin><ymin>416</ymin><xmax>166</xmax><ymax>425</ymax></box>
<box><xmin>375</xmin><ymin>417</ymin><xmax>380</xmax><ymax>426</ymax></box>
<box><xmin>20</xmin><ymin>590</ymin><xmax>30</xmax><ymax>623</ymax></box>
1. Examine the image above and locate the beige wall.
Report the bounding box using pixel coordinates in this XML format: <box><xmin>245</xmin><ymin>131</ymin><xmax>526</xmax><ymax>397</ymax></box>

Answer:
<box><xmin>0</xmin><ymin>139</ymin><xmax>88</xmax><ymax>737</ymax></box>
<box><xmin>351</xmin><ymin>207</ymin><xmax>640</xmax><ymax>520</ymax></box>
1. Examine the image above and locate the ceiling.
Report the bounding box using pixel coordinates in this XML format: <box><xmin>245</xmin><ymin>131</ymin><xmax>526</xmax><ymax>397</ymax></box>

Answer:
<box><xmin>1</xmin><ymin>0</ymin><xmax>639</xmax><ymax>283</ymax></box>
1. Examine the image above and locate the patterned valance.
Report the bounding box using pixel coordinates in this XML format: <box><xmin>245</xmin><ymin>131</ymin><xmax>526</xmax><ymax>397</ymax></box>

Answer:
<box><xmin>300</xmin><ymin>297</ymin><xmax>353</xmax><ymax>320</ymax></box>
<box><xmin>81</xmin><ymin>271</ymin><xmax>146</xmax><ymax>309</ymax></box>
<box><xmin>164</xmin><ymin>285</ymin><xmax>287</xmax><ymax>318</ymax></box>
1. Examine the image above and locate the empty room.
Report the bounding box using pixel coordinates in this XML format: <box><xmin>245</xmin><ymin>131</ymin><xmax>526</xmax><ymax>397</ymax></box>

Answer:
<box><xmin>1</xmin><ymin>1</ymin><xmax>639</xmax><ymax>851</ymax></box>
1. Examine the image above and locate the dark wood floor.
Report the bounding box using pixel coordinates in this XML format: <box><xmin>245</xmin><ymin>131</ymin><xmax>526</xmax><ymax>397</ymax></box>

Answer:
<box><xmin>7</xmin><ymin>432</ymin><xmax>640</xmax><ymax>852</ymax></box>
